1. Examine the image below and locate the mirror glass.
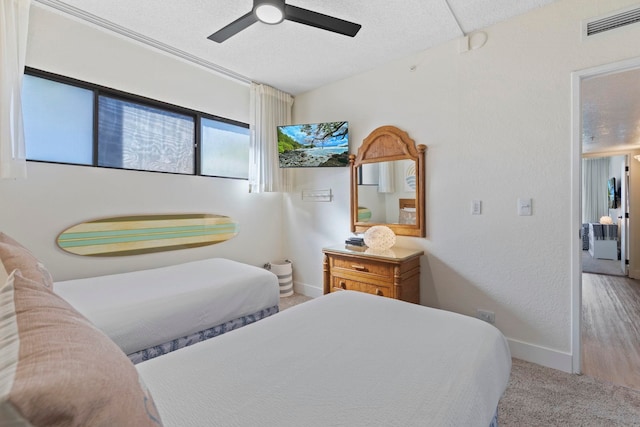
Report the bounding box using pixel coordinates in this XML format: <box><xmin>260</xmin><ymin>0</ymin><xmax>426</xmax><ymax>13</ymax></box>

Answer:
<box><xmin>357</xmin><ymin>160</ymin><xmax>417</xmax><ymax>225</ymax></box>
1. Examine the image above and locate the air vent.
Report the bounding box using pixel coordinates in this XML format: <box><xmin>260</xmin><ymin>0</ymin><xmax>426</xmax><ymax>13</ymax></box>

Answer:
<box><xmin>584</xmin><ymin>6</ymin><xmax>640</xmax><ymax>37</ymax></box>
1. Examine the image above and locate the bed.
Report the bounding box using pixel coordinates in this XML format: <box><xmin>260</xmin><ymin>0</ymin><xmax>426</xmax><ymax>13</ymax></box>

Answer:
<box><xmin>54</xmin><ymin>258</ymin><xmax>280</xmax><ymax>363</ymax></box>
<box><xmin>1</xmin><ymin>233</ymin><xmax>510</xmax><ymax>426</ymax></box>
<box><xmin>136</xmin><ymin>290</ymin><xmax>512</xmax><ymax>426</ymax></box>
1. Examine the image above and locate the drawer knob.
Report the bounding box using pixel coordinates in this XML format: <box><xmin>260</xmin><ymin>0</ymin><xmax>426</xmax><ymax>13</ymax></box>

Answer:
<box><xmin>375</xmin><ymin>288</ymin><xmax>383</xmax><ymax>296</ymax></box>
<box><xmin>352</xmin><ymin>264</ymin><xmax>367</xmax><ymax>271</ymax></box>
<box><xmin>340</xmin><ymin>281</ymin><xmax>347</xmax><ymax>290</ymax></box>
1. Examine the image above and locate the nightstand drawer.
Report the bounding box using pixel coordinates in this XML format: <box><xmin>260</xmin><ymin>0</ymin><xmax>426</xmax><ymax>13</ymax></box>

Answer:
<box><xmin>323</xmin><ymin>245</ymin><xmax>423</xmax><ymax>304</ymax></box>
<box><xmin>331</xmin><ymin>256</ymin><xmax>393</xmax><ymax>281</ymax></box>
<box><xmin>331</xmin><ymin>277</ymin><xmax>390</xmax><ymax>297</ymax></box>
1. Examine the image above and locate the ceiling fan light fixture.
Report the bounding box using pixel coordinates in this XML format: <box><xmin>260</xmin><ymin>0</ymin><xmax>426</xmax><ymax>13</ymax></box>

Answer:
<box><xmin>254</xmin><ymin>0</ymin><xmax>284</xmax><ymax>24</ymax></box>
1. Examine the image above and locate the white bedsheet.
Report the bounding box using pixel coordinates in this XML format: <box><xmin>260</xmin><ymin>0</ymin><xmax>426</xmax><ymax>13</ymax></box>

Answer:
<box><xmin>54</xmin><ymin>258</ymin><xmax>279</xmax><ymax>355</ymax></box>
<box><xmin>137</xmin><ymin>290</ymin><xmax>512</xmax><ymax>427</ymax></box>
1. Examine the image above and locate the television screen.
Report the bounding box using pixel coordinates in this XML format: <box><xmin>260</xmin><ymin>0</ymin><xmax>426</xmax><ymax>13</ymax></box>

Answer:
<box><xmin>278</xmin><ymin>121</ymin><xmax>349</xmax><ymax>167</ymax></box>
<box><xmin>608</xmin><ymin>177</ymin><xmax>617</xmax><ymax>208</ymax></box>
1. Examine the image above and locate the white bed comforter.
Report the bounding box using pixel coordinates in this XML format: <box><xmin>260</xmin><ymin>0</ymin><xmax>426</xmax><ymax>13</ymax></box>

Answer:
<box><xmin>137</xmin><ymin>290</ymin><xmax>511</xmax><ymax>427</ymax></box>
<box><xmin>54</xmin><ymin>258</ymin><xmax>279</xmax><ymax>355</ymax></box>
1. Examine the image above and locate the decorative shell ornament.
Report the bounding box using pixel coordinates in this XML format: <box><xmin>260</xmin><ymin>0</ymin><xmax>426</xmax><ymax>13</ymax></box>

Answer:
<box><xmin>363</xmin><ymin>225</ymin><xmax>396</xmax><ymax>250</ymax></box>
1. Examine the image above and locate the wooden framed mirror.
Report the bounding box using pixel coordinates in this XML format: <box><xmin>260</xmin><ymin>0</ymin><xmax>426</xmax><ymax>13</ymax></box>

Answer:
<box><xmin>350</xmin><ymin>126</ymin><xmax>426</xmax><ymax>237</ymax></box>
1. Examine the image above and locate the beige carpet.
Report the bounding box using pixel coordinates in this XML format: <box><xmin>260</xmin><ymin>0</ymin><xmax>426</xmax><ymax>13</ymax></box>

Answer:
<box><xmin>281</xmin><ymin>294</ymin><xmax>640</xmax><ymax>425</ymax></box>
<box><xmin>279</xmin><ymin>293</ymin><xmax>312</xmax><ymax>311</ymax></box>
<box><xmin>500</xmin><ymin>358</ymin><xmax>640</xmax><ymax>426</ymax></box>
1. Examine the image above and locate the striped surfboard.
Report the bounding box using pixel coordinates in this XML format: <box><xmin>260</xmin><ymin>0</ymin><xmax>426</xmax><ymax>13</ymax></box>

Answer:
<box><xmin>57</xmin><ymin>214</ymin><xmax>239</xmax><ymax>256</ymax></box>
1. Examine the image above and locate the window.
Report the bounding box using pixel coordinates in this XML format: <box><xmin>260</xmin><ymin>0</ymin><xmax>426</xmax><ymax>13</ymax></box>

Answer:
<box><xmin>22</xmin><ymin>74</ymin><xmax>93</xmax><ymax>165</ymax></box>
<box><xmin>201</xmin><ymin>118</ymin><xmax>250</xmax><ymax>179</ymax></box>
<box><xmin>98</xmin><ymin>96</ymin><xmax>195</xmax><ymax>174</ymax></box>
<box><xmin>22</xmin><ymin>69</ymin><xmax>249</xmax><ymax>179</ymax></box>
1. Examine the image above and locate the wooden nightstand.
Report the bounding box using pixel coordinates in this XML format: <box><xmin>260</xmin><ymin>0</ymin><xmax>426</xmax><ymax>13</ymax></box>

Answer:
<box><xmin>322</xmin><ymin>245</ymin><xmax>423</xmax><ymax>304</ymax></box>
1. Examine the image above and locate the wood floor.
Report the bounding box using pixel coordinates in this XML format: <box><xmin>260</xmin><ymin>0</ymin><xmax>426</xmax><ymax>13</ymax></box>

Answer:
<box><xmin>582</xmin><ymin>273</ymin><xmax>640</xmax><ymax>390</ymax></box>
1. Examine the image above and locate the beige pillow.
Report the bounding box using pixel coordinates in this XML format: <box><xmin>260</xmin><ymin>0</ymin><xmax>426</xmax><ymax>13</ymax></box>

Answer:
<box><xmin>0</xmin><ymin>270</ymin><xmax>164</xmax><ymax>426</ymax></box>
<box><xmin>0</xmin><ymin>232</ymin><xmax>53</xmax><ymax>290</ymax></box>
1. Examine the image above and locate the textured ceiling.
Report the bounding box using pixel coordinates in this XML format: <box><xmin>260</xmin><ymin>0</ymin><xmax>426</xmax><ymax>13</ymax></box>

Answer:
<box><xmin>33</xmin><ymin>1</ymin><xmax>639</xmax><ymax>151</ymax></box>
<box><xmin>582</xmin><ymin>67</ymin><xmax>640</xmax><ymax>154</ymax></box>
<box><xmin>35</xmin><ymin>0</ymin><xmax>556</xmax><ymax>95</ymax></box>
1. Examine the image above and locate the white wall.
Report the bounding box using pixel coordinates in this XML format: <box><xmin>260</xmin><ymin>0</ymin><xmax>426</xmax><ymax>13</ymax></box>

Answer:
<box><xmin>286</xmin><ymin>0</ymin><xmax>640</xmax><ymax>371</ymax></box>
<box><xmin>609</xmin><ymin>156</ymin><xmax>625</xmax><ymax>188</ymax></box>
<box><xmin>0</xmin><ymin>4</ymin><xmax>284</xmax><ymax>281</ymax></box>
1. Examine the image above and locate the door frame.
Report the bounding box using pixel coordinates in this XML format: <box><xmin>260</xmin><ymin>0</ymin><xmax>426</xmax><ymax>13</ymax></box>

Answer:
<box><xmin>571</xmin><ymin>56</ymin><xmax>640</xmax><ymax>373</ymax></box>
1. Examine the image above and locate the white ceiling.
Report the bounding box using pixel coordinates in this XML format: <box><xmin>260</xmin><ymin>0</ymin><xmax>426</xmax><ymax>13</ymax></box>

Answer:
<box><xmin>582</xmin><ymin>67</ymin><xmax>640</xmax><ymax>154</ymax></box>
<box><xmin>35</xmin><ymin>0</ymin><xmax>557</xmax><ymax>95</ymax></box>
<box><xmin>34</xmin><ymin>0</ymin><xmax>640</xmax><ymax>152</ymax></box>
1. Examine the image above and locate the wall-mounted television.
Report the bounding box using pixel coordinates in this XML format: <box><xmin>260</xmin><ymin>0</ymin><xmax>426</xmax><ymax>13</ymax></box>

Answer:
<box><xmin>277</xmin><ymin>121</ymin><xmax>349</xmax><ymax>168</ymax></box>
<box><xmin>608</xmin><ymin>177</ymin><xmax>617</xmax><ymax>208</ymax></box>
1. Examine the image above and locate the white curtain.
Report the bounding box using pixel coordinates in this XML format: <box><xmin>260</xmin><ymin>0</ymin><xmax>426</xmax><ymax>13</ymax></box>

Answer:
<box><xmin>0</xmin><ymin>0</ymin><xmax>30</xmax><ymax>179</ymax></box>
<box><xmin>582</xmin><ymin>157</ymin><xmax>609</xmax><ymax>223</ymax></box>
<box><xmin>248</xmin><ymin>83</ymin><xmax>294</xmax><ymax>193</ymax></box>
<box><xmin>377</xmin><ymin>161</ymin><xmax>395</xmax><ymax>193</ymax></box>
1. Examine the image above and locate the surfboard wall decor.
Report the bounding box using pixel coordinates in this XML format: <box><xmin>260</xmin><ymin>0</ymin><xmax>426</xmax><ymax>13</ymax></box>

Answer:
<box><xmin>57</xmin><ymin>214</ymin><xmax>239</xmax><ymax>256</ymax></box>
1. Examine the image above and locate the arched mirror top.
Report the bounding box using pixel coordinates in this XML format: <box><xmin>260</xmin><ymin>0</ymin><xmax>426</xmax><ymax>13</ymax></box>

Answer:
<box><xmin>350</xmin><ymin>126</ymin><xmax>427</xmax><ymax>237</ymax></box>
<box><xmin>352</xmin><ymin>125</ymin><xmax>426</xmax><ymax>166</ymax></box>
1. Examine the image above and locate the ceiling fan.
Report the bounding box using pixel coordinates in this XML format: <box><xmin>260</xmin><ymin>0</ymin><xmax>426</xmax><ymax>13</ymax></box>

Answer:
<box><xmin>208</xmin><ymin>0</ymin><xmax>362</xmax><ymax>43</ymax></box>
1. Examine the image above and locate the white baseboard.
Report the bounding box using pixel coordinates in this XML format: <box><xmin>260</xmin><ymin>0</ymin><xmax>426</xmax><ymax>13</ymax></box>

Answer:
<box><xmin>507</xmin><ymin>337</ymin><xmax>573</xmax><ymax>373</ymax></box>
<box><xmin>293</xmin><ymin>281</ymin><xmax>323</xmax><ymax>298</ymax></box>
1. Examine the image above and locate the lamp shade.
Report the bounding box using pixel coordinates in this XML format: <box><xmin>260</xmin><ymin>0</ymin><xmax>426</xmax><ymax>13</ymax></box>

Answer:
<box><xmin>365</xmin><ymin>247</ymin><xmax>396</xmax><ymax>258</ymax></box>
<box><xmin>599</xmin><ymin>216</ymin><xmax>613</xmax><ymax>225</ymax></box>
<box><xmin>363</xmin><ymin>226</ymin><xmax>396</xmax><ymax>250</ymax></box>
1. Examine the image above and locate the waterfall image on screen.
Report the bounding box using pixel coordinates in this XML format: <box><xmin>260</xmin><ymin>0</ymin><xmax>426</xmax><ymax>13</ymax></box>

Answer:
<box><xmin>607</xmin><ymin>177</ymin><xmax>617</xmax><ymax>208</ymax></box>
<box><xmin>277</xmin><ymin>121</ymin><xmax>349</xmax><ymax>168</ymax></box>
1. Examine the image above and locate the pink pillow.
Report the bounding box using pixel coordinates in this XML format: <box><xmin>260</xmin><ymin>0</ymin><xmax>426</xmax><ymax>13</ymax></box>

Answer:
<box><xmin>0</xmin><ymin>270</ymin><xmax>163</xmax><ymax>426</ymax></box>
<box><xmin>0</xmin><ymin>232</ymin><xmax>53</xmax><ymax>290</ymax></box>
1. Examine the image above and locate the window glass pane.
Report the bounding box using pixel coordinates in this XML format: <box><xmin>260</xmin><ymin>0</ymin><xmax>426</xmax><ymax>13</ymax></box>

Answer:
<box><xmin>98</xmin><ymin>96</ymin><xmax>195</xmax><ymax>174</ymax></box>
<box><xmin>201</xmin><ymin>118</ymin><xmax>249</xmax><ymax>179</ymax></box>
<box><xmin>22</xmin><ymin>75</ymin><xmax>93</xmax><ymax>164</ymax></box>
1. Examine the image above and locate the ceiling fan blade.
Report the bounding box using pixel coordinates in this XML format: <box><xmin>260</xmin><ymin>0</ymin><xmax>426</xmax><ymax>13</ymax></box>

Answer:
<box><xmin>284</xmin><ymin>4</ymin><xmax>361</xmax><ymax>37</ymax></box>
<box><xmin>208</xmin><ymin>10</ymin><xmax>258</xmax><ymax>43</ymax></box>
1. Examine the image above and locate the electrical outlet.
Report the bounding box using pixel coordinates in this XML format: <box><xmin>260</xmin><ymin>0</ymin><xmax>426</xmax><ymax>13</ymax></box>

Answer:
<box><xmin>476</xmin><ymin>309</ymin><xmax>495</xmax><ymax>324</ymax></box>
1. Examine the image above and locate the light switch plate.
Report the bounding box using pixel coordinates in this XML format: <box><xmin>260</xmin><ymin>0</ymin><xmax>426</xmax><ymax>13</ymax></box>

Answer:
<box><xmin>471</xmin><ymin>200</ymin><xmax>482</xmax><ymax>215</ymax></box>
<box><xmin>518</xmin><ymin>198</ymin><xmax>532</xmax><ymax>216</ymax></box>
<box><xmin>301</xmin><ymin>189</ymin><xmax>332</xmax><ymax>202</ymax></box>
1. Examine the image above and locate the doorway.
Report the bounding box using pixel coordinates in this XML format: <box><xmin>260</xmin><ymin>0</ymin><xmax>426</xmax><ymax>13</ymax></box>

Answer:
<box><xmin>580</xmin><ymin>153</ymin><xmax>640</xmax><ymax>390</ymax></box>
<box><xmin>572</xmin><ymin>57</ymin><xmax>640</xmax><ymax>382</ymax></box>
<box><xmin>581</xmin><ymin>153</ymin><xmax>627</xmax><ymax>277</ymax></box>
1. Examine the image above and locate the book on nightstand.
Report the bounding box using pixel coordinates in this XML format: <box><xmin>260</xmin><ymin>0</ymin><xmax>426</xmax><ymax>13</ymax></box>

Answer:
<box><xmin>345</xmin><ymin>237</ymin><xmax>365</xmax><ymax>246</ymax></box>
<box><xmin>345</xmin><ymin>237</ymin><xmax>366</xmax><ymax>251</ymax></box>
